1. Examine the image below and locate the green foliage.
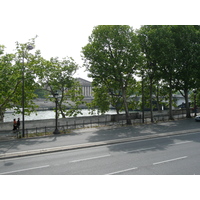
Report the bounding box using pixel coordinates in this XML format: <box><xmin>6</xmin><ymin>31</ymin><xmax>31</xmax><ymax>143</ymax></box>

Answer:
<box><xmin>1</xmin><ymin>26</ymin><xmax>200</xmax><ymax>123</ymax></box>
<box><xmin>83</xmin><ymin>25</ymin><xmax>142</xmax><ymax>84</ymax></box>
<box><xmin>0</xmin><ymin>51</ymin><xmax>17</xmax><ymax>120</ymax></box>
<box><xmin>82</xmin><ymin>25</ymin><xmax>143</xmax><ymax>124</ymax></box>
<box><xmin>0</xmin><ymin>37</ymin><xmax>84</xmax><ymax>122</ymax></box>
<box><xmin>0</xmin><ymin>38</ymin><xmax>40</xmax><ymax>122</ymax></box>
<box><xmin>87</xmin><ymin>85</ymin><xmax>111</xmax><ymax>115</ymax></box>
<box><xmin>34</xmin><ymin>88</ymin><xmax>49</xmax><ymax>98</ymax></box>
<box><xmin>37</xmin><ymin>57</ymin><xmax>84</xmax><ymax>118</ymax></box>
<box><xmin>138</xmin><ymin>25</ymin><xmax>200</xmax><ymax>119</ymax></box>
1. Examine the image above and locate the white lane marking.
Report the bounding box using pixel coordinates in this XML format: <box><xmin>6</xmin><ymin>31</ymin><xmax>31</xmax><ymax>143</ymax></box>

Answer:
<box><xmin>0</xmin><ymin>165</ymin><xmax>49</xmax><ymax>175</ymax></box>
<box><xmin>169</xmin><ymin>141</ymin><xmax>192</xmax><ymax>146</ymax></box>
<box><xmin>69</xmin><ymin>154</ymin><xmax>111</xmax><ymax>163</ymax></box>
<box><xmin>124</xmin><ymin>147</ymin><xmax>156</xmax><ymax>153</ymax></box>
<box><xmin>153</xmin><ymin>156</ymin><xmax>187</xmax><ymax>165</ymax></box>
<box><xmin>106</xmin><ymin>167</ymin><xmax>138</xmax><ymax>175</ymax></box>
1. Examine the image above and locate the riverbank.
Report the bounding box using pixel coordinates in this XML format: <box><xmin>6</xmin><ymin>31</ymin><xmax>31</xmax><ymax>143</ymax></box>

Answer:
<box><xmin>0</xmin><ymin>110</ymin><xmax>192</xmax><ymax>141</ymax></box>
<box><xmin>1</xmin><ymin>112</ymin><xmax>142</xmax><ymax>131</ymax></box>
<box><xmin>1</xmin><ymin>109</ymin><xmax>190</xmax><ymax>132</ymax></box>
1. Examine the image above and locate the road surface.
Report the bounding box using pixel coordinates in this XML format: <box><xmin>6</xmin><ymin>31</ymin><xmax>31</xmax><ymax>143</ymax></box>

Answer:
<box><xmin>0</xmin><ymin>131</ymin><xmax>200</xmax><ymax>175</ymax></box>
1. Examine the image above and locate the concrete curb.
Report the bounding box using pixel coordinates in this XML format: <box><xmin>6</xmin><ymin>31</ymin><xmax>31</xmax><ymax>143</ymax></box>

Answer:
<box><xmin>1</xmin><ymin>128</ymin><xmax>200</xmax><ymax>160</ymax></box>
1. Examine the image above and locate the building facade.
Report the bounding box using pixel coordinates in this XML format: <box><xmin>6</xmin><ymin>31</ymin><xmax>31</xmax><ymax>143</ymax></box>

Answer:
<box><xmin>76</xmin><ymin>78</ymin><xmax>93</xmax><ymax>98</ymax></box>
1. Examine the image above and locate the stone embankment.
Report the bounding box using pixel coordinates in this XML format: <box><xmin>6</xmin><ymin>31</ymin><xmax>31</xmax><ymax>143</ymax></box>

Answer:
<box><xmin>0</xmin><ymin>109</ymin><xmax>190</xmax><ymax>132</ymax></box>
<box><xmin>0</xmin><ymin>112</ymin><xmax>141</xmax><ymax>131</ymax></box>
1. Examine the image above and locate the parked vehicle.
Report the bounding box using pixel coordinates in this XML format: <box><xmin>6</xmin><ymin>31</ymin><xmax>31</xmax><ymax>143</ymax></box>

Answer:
<box><xmin>195</xmin><ymin>115</ymin><xmax>200</xmax><ymax>122</ymax></box>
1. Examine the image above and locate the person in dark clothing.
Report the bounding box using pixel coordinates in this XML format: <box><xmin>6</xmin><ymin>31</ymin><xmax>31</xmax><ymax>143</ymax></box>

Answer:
<box><xmin>17</xmin><ymin>118</ymin><xmax>20</xmax><ymax>130</ymax></box>
<box><xmin>13</xmin><ymin>119</ymin><xmax>17</xmax><ymax>130</ymax></box>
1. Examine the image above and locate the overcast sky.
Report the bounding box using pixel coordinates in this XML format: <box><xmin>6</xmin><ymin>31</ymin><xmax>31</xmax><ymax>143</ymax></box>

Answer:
<box><xmin>1</xmin><ymin>0</ymin><xmax>198</xmax><ymax>81</ymax></box>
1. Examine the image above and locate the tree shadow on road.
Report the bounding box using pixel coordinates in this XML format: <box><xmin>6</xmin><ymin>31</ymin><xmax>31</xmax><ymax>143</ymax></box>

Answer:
<box><xmin>87</xmin><ymin>118</ymin><xmax>200</xmax><ymax>154</ymax></box>
<box><xmin>0</xmin><ymin>131</ymin><xmax>82</xmax><ymax>154</ymax></box>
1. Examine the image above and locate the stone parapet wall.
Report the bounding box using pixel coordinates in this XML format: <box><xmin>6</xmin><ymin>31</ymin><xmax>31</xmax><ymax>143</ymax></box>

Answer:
<box><xmin>0</xmin><ymin>115</ymin><xmax>112</xmax><ymax>131</ymax></box>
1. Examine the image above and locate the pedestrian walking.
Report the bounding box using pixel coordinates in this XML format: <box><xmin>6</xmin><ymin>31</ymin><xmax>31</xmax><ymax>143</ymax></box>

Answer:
<box><xmin>13</xmin><ymin>119</ymin><xmax>17</xmax><ymax>131</ymax></box>
<box><xmin>17</xmin><ymin>118</ymin><xmax>20</xmax><ymax>130</ymax></box>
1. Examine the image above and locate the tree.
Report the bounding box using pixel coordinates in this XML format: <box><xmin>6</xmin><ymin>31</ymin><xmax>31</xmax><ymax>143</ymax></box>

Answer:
<box><xmin>0</xmin><ymin>38</ymin><xmax>40</xmax><ymax>122</ymax></box>
<box><xmin>138</xmin><ymin>25</ymin><xmax>178</xmax><ymax>120</ymax></box>
<box><xmin>138</xmin><ymin>25</ymin><xmax>200</xmax><ymax>119</ymax></box>
<box><xmin>0</xmin><ymin>47</ymin><xmax>16</xmax><ymax>122</ymax></box>
<box><xmin>171</xmin><ymin>25</ymin><xmax>200</xmax><ymax>117</ymax></box>
<box><xmin>88</xmin><ymin>79</ymin><xmax>136</xmax><ymax>121</ymax></box>
<box><xmin>138</xmin><ymin>26</ymin><xmax>166</xmax><ymax>121</ymax></box>
<box><xmin>94</xmin><ymin>85</ymin><xmax>125</xmax><ymax>115</ymax></box>
<box><xmin>37</xmin><ymin>57</ymin><xmax>84</xmax><ymax>118</ymax></box>
<box><xmin>82</xmin><ymin>25</ymin><xmax>142</xmax><ymax>124</ymax></box>
<box><xmin>87</xmin><ymin>85</ymin><xmax>111</xmax><ymax>115</ymax></box>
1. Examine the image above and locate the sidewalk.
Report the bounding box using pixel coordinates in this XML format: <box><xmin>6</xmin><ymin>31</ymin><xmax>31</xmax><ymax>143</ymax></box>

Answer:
<box><xmin>0</xmin><ymin>118</ymin><xmax>200</xmax><ymax>159</ymax></box>
<box><xmin>0</xmin><ymin>130</ymin><xmax>16</xmax><ymax>140</ymax></box>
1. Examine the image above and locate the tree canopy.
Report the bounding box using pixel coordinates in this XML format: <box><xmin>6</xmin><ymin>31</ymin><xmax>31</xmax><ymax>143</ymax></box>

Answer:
<box><xmin>0</xmin><ymin>38</ymin><xmax>40</xmax><ymax>122</ymax></box>
<box><xmin>0</xmin><ymin>38</ymin><xmax>83</xmax><ymax>122</ymax></box>
<box><xmin>1</xmin><ymin>25</ymin><xmax>200</xmax><ymax>123</ymax></box>
<box><xmin>83</xmin><ymin>25</ymin><xmax>200</xmax><ymax>122</ymax></box>
<box><xmin>82</xmin><ymin>25</ymin><xmax>143</xmax><ymax>124</ymax></box>
<box><xmin>37</xmin><ymin>56</ymin><xmax>84</xmax><ymax>118</ymax></box>
<box><xmin>138</xmin><ymin>25</ymin><xmax>200</xmax><ymax>119</ymax></box>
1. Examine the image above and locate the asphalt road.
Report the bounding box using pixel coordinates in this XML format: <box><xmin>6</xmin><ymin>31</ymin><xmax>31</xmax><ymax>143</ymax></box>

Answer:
<box><xmin>1</xmin><ymin>131</ymin><xmax>200</xmax><ymax>175</ymax></box>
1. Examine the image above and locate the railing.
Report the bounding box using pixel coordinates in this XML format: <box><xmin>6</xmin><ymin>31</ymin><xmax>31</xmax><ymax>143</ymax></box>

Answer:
<box><xmin>12</xmin><ymin>112</ymin><xmax>190</xmax><ymax>138</ymax></box>
<box><xmin>0</xmin><ymin>111</ymin><xmax>196</xmax><ymax>140</ymax></box>
<box><xmin>16</xmin><ymin>118</ymin><xmax>117</xmax><ymax>138</ymax></box>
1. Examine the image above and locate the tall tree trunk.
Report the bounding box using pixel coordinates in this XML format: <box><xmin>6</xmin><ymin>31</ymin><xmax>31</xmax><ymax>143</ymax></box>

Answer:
<box><xmin>141</xmin><ymin>74</ymin><xmax>145</xmax><ymax>123</ymax></box>
<box><xmin>122</xmin><ymin>88</ymin><xmax>131</xmax><ymax>125</ymax></box>
<box><xmin>116</xmin><ymin>107</ymin><xmax>120</xmax><ymax>122</ymax></box>
<box><xmin>58</xmin><ymin>102</ymin><xmax>66</xmax><ymax>118</ymax></box>
<box><xmin>0</xmin><ymin>108</ymin><xmax>5</xmax><ymax>123</ymax></box>
<box><xmin>184</xmin><ymin>89</ymin><xmax>191</xmax><ymax>118</ymax></box>
<box><xmin>150</xmin><ymin>78</ymin><xmax>153</xmax><ymax>123</ymax></box>
<box><xmin>156</xmin><ymin>83</ymin><xmax>161</xmax><ymax>113</ymax></box>
<box><xmin>168</xmin><ymin>80</ymin><xmax>174</xmax><ymax>120</ymax></box>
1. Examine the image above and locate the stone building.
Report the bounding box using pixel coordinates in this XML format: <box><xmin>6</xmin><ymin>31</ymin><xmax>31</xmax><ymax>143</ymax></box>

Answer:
<box><xmin>76</xmin><ymin>78</ymin><xmax>93</xmax><ymax>98</ymax></box>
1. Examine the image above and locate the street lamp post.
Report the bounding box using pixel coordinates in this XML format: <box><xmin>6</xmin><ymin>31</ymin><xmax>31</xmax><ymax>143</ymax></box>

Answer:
<box><xmin>22</xmin><ymin>45</ymin><xmax>34</xmax><ymax>138</ymax></box>
<box><xmin>53</xmin><ymin>92</ymin><xmax>60</xmax><ymax>134</ymax></box>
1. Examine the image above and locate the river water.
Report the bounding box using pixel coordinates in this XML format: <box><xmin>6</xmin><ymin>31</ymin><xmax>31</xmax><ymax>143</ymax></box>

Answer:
<box><xmin>4</xmin><ymin>109</ymin><xmax>118</xmax><ymax>122</ymax></box>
